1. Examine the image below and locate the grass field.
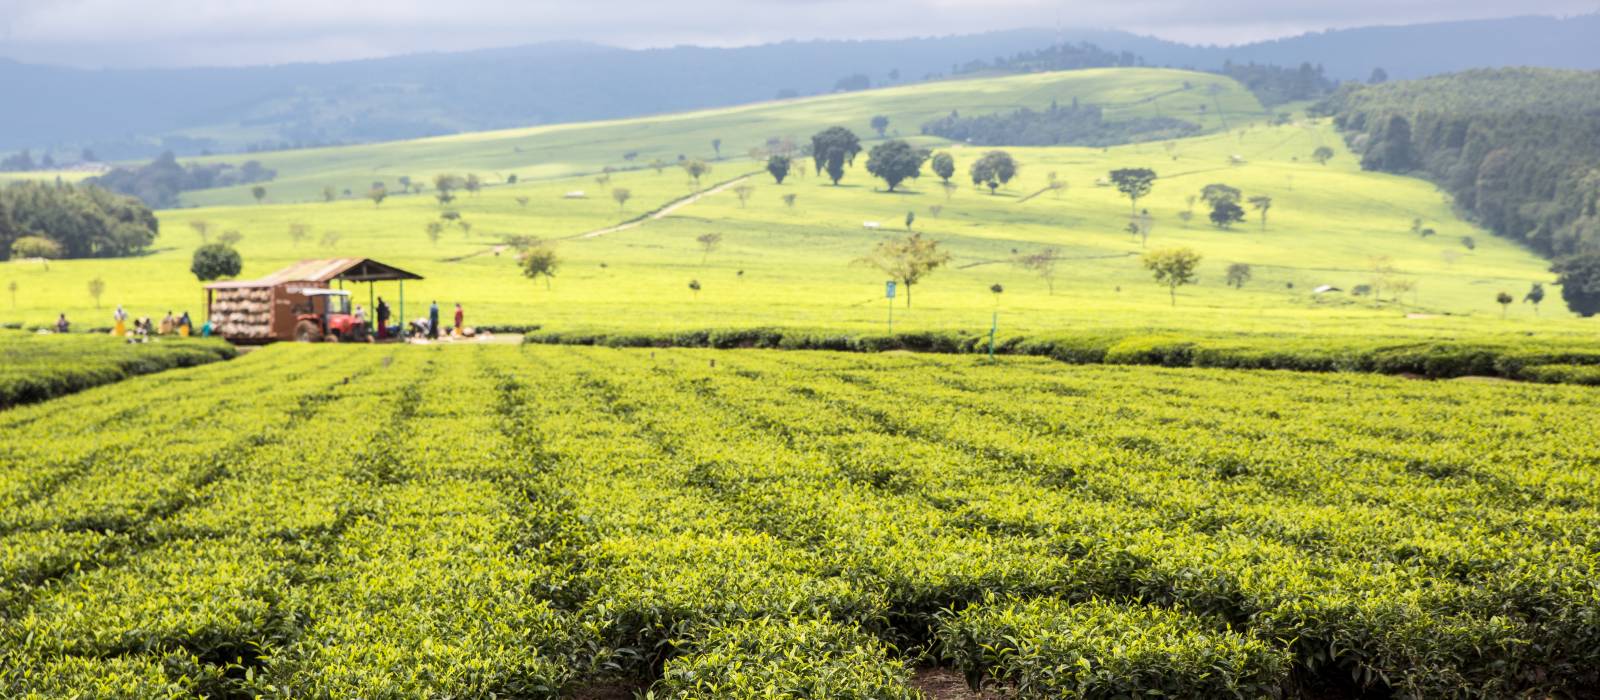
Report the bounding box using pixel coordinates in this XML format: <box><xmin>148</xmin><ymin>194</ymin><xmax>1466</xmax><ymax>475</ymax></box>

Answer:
<box><xmin>3</xmin><ymin>343</ymin><xmax>1598</xmax><ymax>697</ymax></box>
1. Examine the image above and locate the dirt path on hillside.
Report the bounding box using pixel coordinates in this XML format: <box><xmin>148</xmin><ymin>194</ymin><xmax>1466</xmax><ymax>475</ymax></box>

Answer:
<box><xmin>569</xmin><ymin>173</ymin><xmax>757</xmax><ymax>240</ymax></box>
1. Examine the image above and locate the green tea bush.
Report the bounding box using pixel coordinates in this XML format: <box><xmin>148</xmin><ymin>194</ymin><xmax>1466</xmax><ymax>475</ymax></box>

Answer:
<box><xmin>655</xmin><ymin>617</ymin><xmax>919</xmax><ymax>699</ymax></box>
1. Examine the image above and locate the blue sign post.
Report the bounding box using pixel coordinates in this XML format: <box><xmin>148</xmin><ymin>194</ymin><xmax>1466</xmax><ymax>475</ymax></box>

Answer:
<box><xmin>885</xmin><ymin>280</ymin><xmax>896</xmax><ymax>333</ymax></box>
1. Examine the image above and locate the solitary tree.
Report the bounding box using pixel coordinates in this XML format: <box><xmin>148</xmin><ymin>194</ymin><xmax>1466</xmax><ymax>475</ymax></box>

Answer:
<box><xmin>970</xmin><ymin>151</ymin><xmax>1019</xmax><ymax>194</ymax></box>
<box><xmin>766</xmin><ymin>155</ymin><xmax>792</xmax><ymax>184</ymax></box>
<box><xmin>783</xmin><ymin>193</ymin><xmax>797</xmax><ymax>209</ymax></box>
<box><xmin>1014</xmin><ymin>248</ymin><xmax>1062</xmax><ymax>294</ymax></box>
<box><xmin>515</xmin><ymin>196</ymin><xmax>530</xmax><ymax>207</ymax></box>
<box><xmin>1524</xmin><ymin>282</ymin><xmax>1545</xmax><ymax>315</ymax></box>
<box><xmin>1225</xmin><ymin>262</ymin><xmax>1252</xmax><ymax>288</ymax></box>
<box><xmin>368</xmin><ymin>185</ymin><xmax>387</xmax><ymax>207</ymax></box>
<box><xmin>322</xmin><ymin>186</ymin><xmax>337</xmax><ymax>203</ymax></box>
<box><xmin>855</xmin><ymin>232</ymin><xmax>951</xmax><ymax>308</ymax></box>
<box><xmin>521</xmin><ymin>246</ymin><xmax>560</xmax><ymax>290</ymax></box>
<box><xmin>612</xmin><ymin>187</ymin><xmax>632</xmax><ymax>211</ymax></box>
<box><xmin>688</xmin><ymin>279</ymin><xmax>702</xmax><ymax>299</ymax></box>
<box><xmin>696</xmin><ymin>232</ymin><xmax>723</xmax><ymax>264</ymax></box>
<box><xmin>7</xmin><ymin>280</ymin><xmax>16</xmax><ymax>308</ymax></box>
<box><xmin>930</xmin><ymin>152</ymin><xmax>956</xmax><ymax>184</ymax></box>
<box><xmin>1142</xmin><ymin>247</ymin><xmax>1202</xmax><ymax>305</ymax></box>
<box><xmin>464</xmin><ymin>173</ymin><xmax>482</xmax><ymax>196</ymax></box>
<box><xmin>683</xmin><ymin>160</ymin><xmax>712</xmax><ymax>190</ymax></box>
<box><xmin>1369</xmin><ymin>67</ymin><xmax>1389</xmax><ymax>84</ymax></box>
<box><xmin>251</xmin><ymin>185</ymin><xmax>267</xmax><ymax>204</ymax></box>
<box><xmin>941</xmin><ymin>181</ymin><xmax>958</xmax><ymax>201</ymax></box>
<box><xmin>189</xmin><ymin>220</ymin><xmax>211</xmax><ymax>243</ymax></box>
<box><xmin>289</xmin><ymin>223</ymin><xmax>310</xmax><ymax>247</ymax></box>
<box><xmin>320</xmin><ymin>231</ymin><xmax>342</xmax><ymax>248</ymax></box>
<box><xmin>1552</xmin><ymin>253</ymin><xmax>1600</xmax><ymax>316</ymax></box>
<box><xmin>732</xmin><ymin>184</ymin><xmax>754</xmax><ymax>208</ymax></box>
<box><xmin>87</xmin><ymin>278</ymin><xmax>105</xmax><ymax>309</ymax></box>
<box><xmin>865</xmin><ymin>140</ymin><xmax>930</xmax><ymax>192</ymax></box>
<box><xmin>1496</xmin><ymin>291</ymin><xmax>1514</xmax><ymax>318</ymax></box>
<box><xmin>905</xmin><ymin>211</ymin><xmax>915</xmax><ymax>231</ymax></box>
<box><xmin>870</xmin><ymin>115</ymin><xmax>890</xmax><ymax>138</ymax></box>
<box><xmin>1109</xmin><ymin>168</ymin><xmax>1157</xmax><ymax>214</ymax></box>
<box><xmin>1247</xmin><ymin>195</ymin><xmax>1273</xmax><ymax>230</ymax></box>
<box><xmin>1210</xmin><ymin>200</ymin><xmax>1246</xmax><ymax>229</ymax></box>
<box><xmin>810</xmin><ymin>126</ymin><xmax>863</xmax><ymax>185</ymax></box>
<box><xmin>711</xmin><ymin>139</ymin><xmax>722</xmax><ymax>159</ymax></box>
<box><xmin>1200</xmin><ymin>183</ymin><xmax>1242</xmax><ymax>206</ymax></box>
<box><xmin>218</xmin><ymin>230</ymin><xmax>243</xmax><ymax>247</ymax></box>
<box><xmin>397</xmin><ymin>175</ymin><xmax>412</xmax><ymax>192</ymax></box>
<box><xmin>425</xmin><ymin>221</ymin><xmax>443</xmax><ymax>246</ymax></box>
<box><xmin>1312</xmin><ymin>146</ymin><xmax>1334</xmax><ymax>165</ymax></box>
<box><xmin>191</xmin><ymin>243</ymin><xmax>242</xmax><ymax>282</ymax></box>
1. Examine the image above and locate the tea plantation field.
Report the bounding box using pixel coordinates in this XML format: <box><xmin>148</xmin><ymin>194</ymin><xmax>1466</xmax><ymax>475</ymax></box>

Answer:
<box><xmin>3</xmin><ymin>343</ymin><xmax>1598</xmax><ymax>698</ymax></box>
<box><xmin>0</xmin><ymin>331</ymin><xmax>235</xmax><ymax>408</ymax></box>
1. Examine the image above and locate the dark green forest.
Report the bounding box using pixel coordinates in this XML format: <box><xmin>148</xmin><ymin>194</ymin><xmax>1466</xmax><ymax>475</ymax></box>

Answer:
<box><xmin>86</xmin><ymin>152</ymin><xmax>276</xmax><ymax>208</ymax></box>
<box><xmin>1321</xmin><ymin>68</ymin><xmax>1600</xmax><ymax>258</ymax></box>
<box><xmin>920</xmin><ymin>100</ymin><xmax>1201</xmax><ymax>147</ymax></box>
<box><xmin>0</xmin><ymin>182</ymin><xmax>159</xmax><ymax>261</ymax></box>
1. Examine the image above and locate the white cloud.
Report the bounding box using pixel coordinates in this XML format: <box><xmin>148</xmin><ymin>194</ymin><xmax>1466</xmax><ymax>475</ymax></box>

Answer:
<box><xmin>0</xmin><ymin>0</ymin><xmax>1593</xmax><ymax>67</ymax></box>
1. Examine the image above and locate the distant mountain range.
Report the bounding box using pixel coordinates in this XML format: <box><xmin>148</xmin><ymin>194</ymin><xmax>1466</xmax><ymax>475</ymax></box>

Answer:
<box><xmin>3</xmin><ymin>14</ymin><xmax>1596</xmax><ymax>159</ymax></box>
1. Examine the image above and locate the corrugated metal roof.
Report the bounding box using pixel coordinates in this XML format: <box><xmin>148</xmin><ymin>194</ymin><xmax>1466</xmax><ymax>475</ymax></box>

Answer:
<box><xmin>204</xmin><ymin>258</ymin><xmax>423</xmax><ymax>289</ymax></box>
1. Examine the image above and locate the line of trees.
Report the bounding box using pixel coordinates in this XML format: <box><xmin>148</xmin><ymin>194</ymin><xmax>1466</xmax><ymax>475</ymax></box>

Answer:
<box><xmin>921</xmin><ymin>100</ymin><xmax>1199</xmax><ymax>147</ymax></box>
<box><xmin>87</xmin><ymin>152</ymin><xmax>275</xmax><ymax>208</ymax></box>
<box><xmin>0</xmin><ymin>181</ymin><xmax>158</xmax><ymax>261</ymax></box>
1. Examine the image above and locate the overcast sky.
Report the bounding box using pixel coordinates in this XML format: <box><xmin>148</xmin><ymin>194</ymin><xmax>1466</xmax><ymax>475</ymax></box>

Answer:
<box><xmin>1</xmin><ymin>0</ymin><xmax>1594</xmax><ymax>68</ymax></box>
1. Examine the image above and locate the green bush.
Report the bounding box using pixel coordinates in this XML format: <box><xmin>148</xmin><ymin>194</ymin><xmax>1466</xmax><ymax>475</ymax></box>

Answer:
<box><xmin>654</xmin><ymin>617</ymin><xmax>919</xmax><ymax>699</ymax></box>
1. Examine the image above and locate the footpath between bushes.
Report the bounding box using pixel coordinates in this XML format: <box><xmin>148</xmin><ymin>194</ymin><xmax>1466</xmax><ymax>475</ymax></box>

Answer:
<box><xmin>523</xmin><ymin>327</ymin><xmax>1600</xmax><ymax>387</ymax></box>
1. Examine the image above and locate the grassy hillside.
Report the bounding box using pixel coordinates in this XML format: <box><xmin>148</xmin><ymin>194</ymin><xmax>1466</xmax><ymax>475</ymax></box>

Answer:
<box><xmin>2</xmin><ymin>68</ymin><xmax>1589</xmax><ymax>344</ymax></box>
<box><xmin>176</xmin><ymin>68</ymin><xmax>1259</xmax><ymax>207</ymax></box>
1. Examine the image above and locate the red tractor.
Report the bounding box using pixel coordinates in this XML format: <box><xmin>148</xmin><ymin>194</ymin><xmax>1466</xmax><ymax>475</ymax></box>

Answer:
<box><xmin>295</xmin><ymin>289</ymin><xmax>368</xmax><ymax>342</ymax></box>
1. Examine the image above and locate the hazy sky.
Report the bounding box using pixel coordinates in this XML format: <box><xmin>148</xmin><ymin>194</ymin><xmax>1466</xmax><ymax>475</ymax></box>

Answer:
<box><xmin>1</xmin><ymin>0</ymin><xmax>1594</xmax><ymax>68</ymax></box>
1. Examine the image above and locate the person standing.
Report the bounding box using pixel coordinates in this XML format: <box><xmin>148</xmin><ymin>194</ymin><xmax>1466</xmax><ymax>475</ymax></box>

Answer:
<box><xmin>55</xmin><ymin>313</ymin><xmax>70</xmax><ymax>333</ymax></box>
<box><xmin>113</xmin><ymin>305</ymin><xmax>128</xmax><ymax>336</ymax></box>
<box><xmin>376</xmin><ymin>297</ymin><xmax>391</xmax><ymax>340</ymax></box>
<box><xmin>453</xmin><ymin>303</ymin><xmax>464</xmax><ymax>337</ymax></box>
<box><xmin>428</xmin><ymin>301</ymin><xmax>440</xmax><ymax>340</ymax></box>
<box><xmin>178</xmin><ymin>311</ymin><xmax>192</xmax><ymax>337</ymax></box>
<box><xmin>159</xmin><ymin>311</ymin><xmax>174</xmax><ymax>335</ymax></box>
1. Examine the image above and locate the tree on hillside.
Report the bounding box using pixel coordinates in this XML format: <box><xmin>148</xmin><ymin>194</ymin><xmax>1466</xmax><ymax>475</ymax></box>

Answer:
<box><xmin>855</xmin><ymin>232</ymin><xmax>951</xmax><ymax>308</ymax></box>
<box><xmin>251</xmin><ymin>185</ymin><xmax>266</xmax><ymax>204</ymax></box>
<box><xmin>1109</xmin><ymin>168</ymin><xmax>1156</xmax><ymax>214</ymax></box>
<box><xmin>191</xmin><ymin>243</ymin><xmax>241</xmax><ymax>282</ymax></box>
<box><xmin>322</xmin><ymin>186</ymin><xmax>337</xmax><ymax>203</ymax></box>
<box><xmin>1142</xmin><ymin>247</ymin><xmax>1202</xmax><ymax>306</ymax></box>
<box><xmin>289</xmin><ymin>223</ymin><xmax>310</xmax><ymax>247</ymax></box>
<box><xmin>1225</xmin><ymin>262</ymin><xmax>1252</xmax><ymax>288</ymax></box>
<box><xmin>218</xmin><ymin>230</ymin><xmax>243</xmax><ymax>247</ymax></box>
<box><xmin>425</xmin><ymin>221</ymin><xmax>443</xmax><ymax>246</ymax></box>
<box><xmin>7</xmin><ymin>280</ymin><xmax>16</xmax><ymax>308</ymax></box>
<box><xmin>320</xmin><ymin>231</ymin><xmax>342</xmax><ymax>248</ymax></box>
<box><xmin>696</xmin><ymin>233</ymin><xmax>723</xmax><ymax>264</ymax></box>
<box><xmin>712</xmin><ymin>139</ymin><xmax>722</xmax><ymax>159</ymax></box>
<box><xmin>766</xmin><ymin>155</ymin><xmax>792</xmax><ymax>184</ymax></box>
<box><xmin>189</xmin><ymin>220</ymin><xmax>211</xmax><ymax>244</ymax></box>
<box><xmin>1210</xmin><ymin>200</ymin><xmax>1246</xmax><ymax>229</ymax></box>
<box><xmin>970</xmin><ymin>151</ymin><xmax>1018</xmax><ymax>194</ymax></box>
<box><xmin>612</xmin><ymin>187</ymin><xmax>632</xmax><ymax>211</ymax></box>
<box><xmin>1369</xmin><ymin>67</ymin><xmax>1389</xmax><ymax>85</ymax></box>
<box><xmin>941</xmin><ymin>181</ymin><xmax>958</xmax><ymax>201</ymax></box>
<box><xmin>1551</xmin><ymin>253</ymin><xmax>1600</xmax><ymax>316</ymax></box>
<box><xmin>368</xmin><ymin>184</ymin><xmax>387</xmax><ymax>207</ymax></box>
<box><xmin>1201</xmin><ymin>183</ymin><xmax>1242</xmax><ymax>206</ymax></box>
<box><xmin>515</xmin><ymin>196</ymin><xmax>529</xmax><ymax>207</ymax></box>
<box><xmin>733</xmin><ymin>184</ymin><xmax>754</xmax><ymax>208</ymax></box>
<box><xmin>688</xmin><ymin>279</ymin><xmax>702</xmax><ymax>299</ymax></box>
<box><xmin>811</xmin><ymin>127</ymin><xmax>863</xmax><ymax>185</ymax></box>
<box><xmin>905</xmin><ymin>211</ymin><xmax>915</xmax><ymax>231</ymax></box>
<box><xmin>397</xmin><ymin>175</ymin><xmax>412</xmax><ymax>192</ymax></box>
<box><xmin>464</xmin><ymin>174</ymin><xmax>482</xmax><ymax>196</ymax></box>
<box><xmin>1524</xmin><ymin>282</ymin><xmax>1545</xmax><ymax>315</ymax></box>
<box><xmin>783</xmin><ymin>193</ymin><xmax>797</xmax><ymax>209</ymax></box>
<box><xmin>521</xmin><ymin>245</ymin><xmax>560</xmax><ymax>290</ymax></box>
<box><xmin>87</xmin><ymin>278</ymin><xmax>105</xmax><ymax>308</ymax></box>
<box><xmin>683</xmin><ymin>160</ymin><xmax>711</xmax><ymax>190</ymax></box>
<box><xmin>1496</xmin><ymin>291</ymin><xmax>1514</xmax><ymax>317</ymax></box>
<box><xmin>865</xmin><ymin>140</ymin><xmax>930</xmax><ymax>192</ymax></box>
<box><xmin>1312</xmin><ymin>146</ymin><xmax>1334</xmax><ymax>165</ymax></box>
<box><xmin>434</xmin><ymin>174</ymin><xmax>462</xmax><ymax>205</ymax></box>
<box><xmin>1014</xmin><ymin>248</ymin><xmax>1062</xmax><ymax>294</ymax></box>
<box><xmin>930</xmin><ymin>152</ymin><xmax>955</xmax><ymax>183</ymax></box>
<box><xmin>10</xmin><ymin>237</ymin><xmax>62</xmax><ymax>269</ymax></box>
<box><xmin>871</xmin><ymin>115</ymin><xmax>890</xmax><ymax>138</ymax></box>
<box><xmin>1248</xmin><ymin>195</ymin><xmax>1273</xmax><ymax>230</ymax></box>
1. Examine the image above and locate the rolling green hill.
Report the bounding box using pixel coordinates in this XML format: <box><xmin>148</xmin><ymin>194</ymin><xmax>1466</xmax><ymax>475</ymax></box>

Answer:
<box><xmin>2</xmin><ymin>67</ymin><xmax>1590</xmax><ymax>346</ymax></box>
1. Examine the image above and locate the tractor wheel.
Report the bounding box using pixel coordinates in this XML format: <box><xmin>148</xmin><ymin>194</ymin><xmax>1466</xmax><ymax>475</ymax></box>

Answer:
<box><xmin>294</xmin><ymin>320</ymin><xmax>323</xmax><ymax>343</ymax></box>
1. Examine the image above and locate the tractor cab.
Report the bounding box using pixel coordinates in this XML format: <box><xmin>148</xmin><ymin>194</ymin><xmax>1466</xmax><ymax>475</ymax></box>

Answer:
<box><xmin>295</xmin><ymin>289</ymin><xmax>366</xmax><ymax>342</ymax></box>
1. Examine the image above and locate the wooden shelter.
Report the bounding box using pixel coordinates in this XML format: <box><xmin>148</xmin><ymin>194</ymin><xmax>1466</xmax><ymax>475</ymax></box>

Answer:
<box><xmin>203</xmin><ymin>258</ymin><xmax>422</xmax><ymax>342</ymax></box>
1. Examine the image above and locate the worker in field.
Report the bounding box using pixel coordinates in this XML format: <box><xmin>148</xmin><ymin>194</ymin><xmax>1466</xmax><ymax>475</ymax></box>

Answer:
<box><xmin>55</xmin><ymin>313</ymin><xmax>70</xmax><ymax>333</ymax></box>
<box><xmin>428</xmin><ymin>301</ymin><xmax>440</xmax><ymax>340</ymax></box>
<box><xmin>353</xmin><ymin>304</ymin><xmax>366</xmax><ymax>334</ymax></box>
<box><xmin>113</xmin><ymin>305</ymin><xmax>127</xmax><ymax>336</ymax></box>
<box><xmin>375</xmin><ymin>297</ymin><xmax>390</xmax><ymax>340</ymax></box>
<box><xmin>453</xmin><ymin>303</ymin><xmax>464</xmax><ymax>337</ymax></box>
<box><xmin>159</xmin><ymin>311</ymin><xmax>174</xmax><ymax>335</ymax></box>
<box><xmin>178</xmin><ymin>311</ymin><xmax>192</xmax><ymax>337</ymax></box>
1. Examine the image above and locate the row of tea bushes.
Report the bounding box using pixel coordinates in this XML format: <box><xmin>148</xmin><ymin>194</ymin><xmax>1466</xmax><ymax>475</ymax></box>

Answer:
<box><xmin>0</xmin><ymin>331</ymin><xmax>236</xmax><ymax>409</ymax></box>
